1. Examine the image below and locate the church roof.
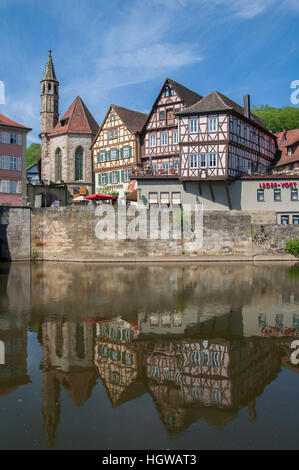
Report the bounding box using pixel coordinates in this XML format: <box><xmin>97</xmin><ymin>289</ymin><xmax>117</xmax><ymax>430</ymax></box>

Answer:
<box><xmin>42</xmin><ymin>50</ymin><xmax>58</xmax><ymax>82</ymax></box>
<box><xmin>49</xmin><ymin>96</ymin><xmax>99</xmax><ymax>137</ymax></box>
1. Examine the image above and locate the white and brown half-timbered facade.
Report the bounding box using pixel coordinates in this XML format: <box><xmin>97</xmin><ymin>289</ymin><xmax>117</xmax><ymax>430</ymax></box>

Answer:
<box><xmin>141</xmin><ymin>78</ymin><xmax>202</xmax><ymax>174</ymax></box>
<box><xmin>177</xmin><ymin>91</ymin><xmax>277</xmax><ymax>181</ymax></box>
<box><xmin>92</xmin><ymin>105</ymin><xmax>147</xmax><ymax>197</ymax></box>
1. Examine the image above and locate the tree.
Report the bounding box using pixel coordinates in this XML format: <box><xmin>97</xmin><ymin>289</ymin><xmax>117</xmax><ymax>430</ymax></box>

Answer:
<box><xmin>252</xmin><ymin>105</ymin><xmax>299</xmax><ymax>133</ymax></box>
<box><xmin>26</xmin><ymin>143</ymin><xmax>41</xmax><ymax>168</ymax></box>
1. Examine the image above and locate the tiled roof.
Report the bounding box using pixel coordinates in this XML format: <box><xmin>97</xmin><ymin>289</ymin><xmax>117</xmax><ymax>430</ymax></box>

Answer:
<box><xmin>177</xmin><ymin>90</ymin><xmax>267</xmax><ymax>130</ymax></box>
<box><xmin>277</xmin><ymin>129</ymin><xmax>299</xmax><ymax>148</ymax></box>
<box><xmin>166</xmin><ymin>78</ymin><xmax>203</xmax><ymax>107</ymax></box>
<box><xmin>276</xmin><ymin>128</ymin><xmax>299</xmax><ymax>167</ymax></box>
<box><xmin>112</xmin><ymin>105</ymin><xmax>147</xmax><ymax>133</ymax></box>
<box><xmin>42</xmin><ymin>50</ymin><xmax>57</xmax><ymax>82</ymax></box>
<box><xmin>0</xmin><ymin>113</ymin><xmax>31</xmax><ymax>131</ymax></box>
<box><xmin>49</xmin><ymin>96</ymin><xmax>99</xmax><ymax>137</ymax></box>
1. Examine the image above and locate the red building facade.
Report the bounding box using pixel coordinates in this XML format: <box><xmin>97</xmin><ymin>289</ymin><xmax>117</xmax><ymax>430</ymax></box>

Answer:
<box><xmin>0</xmin><ymin>114</ymin><xmax>31</xmax><ymax>206</ymax></box>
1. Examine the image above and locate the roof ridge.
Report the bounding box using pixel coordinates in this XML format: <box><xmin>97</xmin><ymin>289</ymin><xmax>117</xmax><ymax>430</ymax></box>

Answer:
<box><xmin>112</xmin><ymin>104</ymin><xmax>147</xmax><ymax>117</ymax></box>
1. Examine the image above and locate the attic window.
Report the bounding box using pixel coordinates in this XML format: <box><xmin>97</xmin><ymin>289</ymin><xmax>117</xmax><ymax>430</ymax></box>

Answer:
<box><xmin>165</xmin><ymin>87</ymin><xmax>173</xmax><ymax>97</ymax></box>
<box><xmin>110</xmin><ymin>114</ymin><xmax>116</xmax><ymax>121</ymax></box>
<box><xmin>60</xmin><ymin>118</ymin><xmax>69</xmax><ymax>127</ymax></box>
<box><xmin>288</xmin><ymin>147</ymin><xmax>293</xmax><ymax>156</ymax></box>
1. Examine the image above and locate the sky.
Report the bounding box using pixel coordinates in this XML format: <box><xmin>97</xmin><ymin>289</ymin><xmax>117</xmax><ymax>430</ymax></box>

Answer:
<box><xmin>0</xmin><ymin>0</ymin><xmax>298</xmax><ymax>144</ymax></box>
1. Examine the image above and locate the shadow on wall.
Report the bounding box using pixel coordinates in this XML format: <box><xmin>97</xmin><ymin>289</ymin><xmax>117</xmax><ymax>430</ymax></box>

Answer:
<box><xmin>0</xmin><ymin>208</ymin><xmax>11</xmax><ymax>261</ymax></box>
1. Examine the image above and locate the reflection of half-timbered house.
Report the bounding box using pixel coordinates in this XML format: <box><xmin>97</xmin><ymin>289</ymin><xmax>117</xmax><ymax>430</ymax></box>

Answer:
<box><xmin>141</xmin><ymin>78</ymin><xmax>202</xmax><ymax>173</ymax></box>
<box><xmin>94</xmin><ymin>319</ymin><xmax>145</xmax><ymax>407</ymax></box>
<box><xmin>141</xmin><ymin>337</ymin><xmax>280</xmax><ymax>434</ymax></box>
<box><xmin>92</xmin><ymin>105</ymin><xmax>147</xmax><ymax>198</ymax></box>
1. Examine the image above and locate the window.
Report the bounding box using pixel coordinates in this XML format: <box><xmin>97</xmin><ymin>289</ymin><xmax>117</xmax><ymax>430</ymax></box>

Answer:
<box><xmin>123</xmin><ymin>146</ymin><xmax>131</xmax><ymax>158</ymax></box>
<box><xmin>172</xmin><ymin>192</ymin><xmax>181</xmax><ymax>205</ymax></box>
<box><xmin>189</xmin><ymin>119</ymin><xmax>198</xmax><ymax>133</ymax></box>
<box><xmin>291</xmin><ymin>188</ymin><xmax>298</xmax><ymax>201</ymax></box>
<box><xmin>55</xmin><ymin>148</ymin><xmax>62</xmax><ymax>182</ymax></box>
<box><xmin>0</xmin><ymin>180</ymin><xmax>21</xmax><ymax>194</ymax></box>
<box><xmin>190</xmin><ymin>154</ymin><xmax>198</xmax><ymax>169</ymax></box>
<box><xmin>75</xmin><ymin>147</ymin><xmax>83</xmax><ymax>181</ymax></box>
<box><xmin>161</xmin><ymin>133</ymin><xmax>168</xmax><ymax>146</ymax></box>
<box><xmin>232</xmin><ymin>119</ymin><xmax>237</xmax><ymax>134</ymax></box>
<box><xmin>100</xmin><ymin>151</ymin><xmax>106</xmax><ymax>162</ymax></box>
<box><xmin>151</xmin><ymin>366</ymin><xmax>160</xmax><ymax>378</ymax></box>
<box><xmin>261</xmin><ymin>136</ymin><xmax>265</xmax><ymax>147</ymax></box>
<box><xmin>160</xmin><ymin>192</ymin><xmax>169</xmax><ymax>205</ymax></box>
<box><xmin>109</xmin><ymin>130</ymin><xmax>113</xmax><ymax>139</ymax></box>
<box><xmin>251</xmin><ymin>130</ymin><xmax>257</xmax><ymax>142</ymax></box>
<box><xmin>293</xmin><ymin>215</ymin><xmax>299</xmax><ymax>224</ymax></box>
<box><xmin>99</xmin><ymin>173</ymin><xmax>108</xmax><ymax>185</ymax></box>
<box><xmin>172</xmin><ymin>131</ymin><xmax>178</xmax><ymax>144</ymax></box>
<box><xmin>110</xmin><ymin>114</ymin><xmax>116</xmax><ymax>122</ymax></box>
<box><xmin>150</xmin><ymin>134</ymin><xmax>156</xmax><ymax>147</ymax></box>
<box><xmin>10</xmin><ymin>134</ymin><xmax>17</xmax><ymax>144</ymax></box>
<box><xmin>288</xmin><ymin>147</ymin><xmax>293</xmax><ymax>156</ymax></box>
<box><xmin>111</xmin><ymin>149</ymin><xmax>118</xmax><ymax>160</ymax></box>
<box><xmin>114</xmin><ymin>128</ymin><xmax>117</xmax><ymax>138</ymax></box>
<box><xmin>164</xmin><ymin>87</ymin><xmax>173</xmax><ymax>97</ymax></box>
<box><xmin>159</xmin><ymin>111</ymin><xmax>165</xmax><ymax>121</ymax></box>
<box><xmin>200</xmin><ymin>154</ymin><xmax>207</xmax><ymax>168</ymax></box>
<box><xmin>281</xmin><ymin>215</ymin><xmax>289</xmax><ymax>225</ymax></box>
<box><xmin>257</xmin><ymin>189</ymin><xmax>264</xmax><ymax>202</ymax></box>
<box><xmin>112</xmin><ymin>171</ymin><xmax>118</xmax><ymax>183</ymax></box>
<box><xmin>275</xmin><ymin>314</ymin><xmax>283</xmax><ymax>329</ymax></box>
<box><xmin>274</xmin><ymin>188</ymin><xmax>281</xmax><ymax>201</ymax></box>
<box><xmin>162</xmin><ymin>162</ymin><xmax>169</xmax><ymax>171</ymax></box>
<box><xmin>258</xmin><ymin>314</ymin><xmax>266</xmax><ymax>329</ymax></box>
<box><xmin>149</xmin><ymin>192</ymin><xmax>158</xmax><ymax>206</ymax></box>
<box><xmin>209</xmin><ymin>153</ymin><xmax>217</xmax><ymax>168</ymax></box>
<box><xmin>209</xmin><ymin>117</ymin><xmax>217</xmax><ymax>132</ymax></box>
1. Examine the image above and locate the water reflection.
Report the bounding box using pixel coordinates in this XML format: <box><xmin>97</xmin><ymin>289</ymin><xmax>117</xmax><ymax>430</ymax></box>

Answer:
<box><xmin>0</xmin><ymin>262</ymin><xmax>299</xmax><ymax>449</ymax></box>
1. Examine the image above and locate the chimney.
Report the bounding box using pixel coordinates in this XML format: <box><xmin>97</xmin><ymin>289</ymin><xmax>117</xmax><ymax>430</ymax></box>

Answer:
<box><xmin>243</xmin><ymin>94</ymin><xmax>250</xmax><ymax>120</ymax></box>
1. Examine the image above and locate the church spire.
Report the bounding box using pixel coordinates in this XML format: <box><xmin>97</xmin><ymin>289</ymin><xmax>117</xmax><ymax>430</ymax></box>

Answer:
<box><xmin>42</xmin><ymin>49</ymin><xmax>57</xmax><ymax>82</ymax></box>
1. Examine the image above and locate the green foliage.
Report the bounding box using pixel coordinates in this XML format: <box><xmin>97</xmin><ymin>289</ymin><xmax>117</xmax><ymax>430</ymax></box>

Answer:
<box><xmin>252</xmin><ymin>105</ymin><xmax>299</xmax><ymax>133</ymax></box>
<box><xmin>26</xmin><ymin>143</ymin><xmax>41</xmax><ymax>168</ymax></box>
<box><xmin>99</xmin><ymin>185</ymin><xmax>119</xmax><ymax>198</ymax></box>
<box><xmin>287</xmin><ymin>264</ymin><xmax>299</xmax><ymax>281</ymax></box>
<box><xmin>286</xmin><ymin>239</ymin><xmax>299</xmax><ymax>257</ymax></box>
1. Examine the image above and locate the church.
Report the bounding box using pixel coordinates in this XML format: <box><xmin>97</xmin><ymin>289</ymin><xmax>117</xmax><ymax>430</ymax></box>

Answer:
<box><xmin>40</xmin><ymin>50</ymin><xmax>99</xmax><ymax>201</ymax></box>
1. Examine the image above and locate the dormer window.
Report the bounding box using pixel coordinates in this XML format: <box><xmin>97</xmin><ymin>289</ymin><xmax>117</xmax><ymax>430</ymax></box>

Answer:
<box><xmin>60</xmin><ymin>118</ymin><xmax>69</xmax><ymax>127</ymax></box>
<box><xmin>288</xmin><ymin>147</ymin><xmax>293</xmax><ymax>156</ymax></box>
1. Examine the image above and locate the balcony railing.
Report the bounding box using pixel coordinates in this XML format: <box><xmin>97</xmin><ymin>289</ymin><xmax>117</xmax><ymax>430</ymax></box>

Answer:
<box><xmin>131</xmin><ymin>168</ymin><xmax>179</xmax><ymax>178</ymax></box>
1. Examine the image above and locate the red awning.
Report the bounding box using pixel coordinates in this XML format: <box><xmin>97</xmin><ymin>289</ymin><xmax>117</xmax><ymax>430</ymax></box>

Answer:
<box><xmin>84</xmin><ymin>193</ymin><xmax>117</xmax><ymax>201</ymax></box>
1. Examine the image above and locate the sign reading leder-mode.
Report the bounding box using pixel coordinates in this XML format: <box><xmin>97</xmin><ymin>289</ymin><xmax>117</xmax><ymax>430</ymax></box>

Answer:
<box><xmin>259</xmin><ymin>181</ymin><xmax>297</xmax><ymax>189</ymax></box>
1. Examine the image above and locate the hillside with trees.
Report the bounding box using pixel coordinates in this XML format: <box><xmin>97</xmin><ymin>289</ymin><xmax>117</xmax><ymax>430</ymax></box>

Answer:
<box><xmin>26</xmin><ymin>143</ymin><xmax>41</xmax><ymax>168</ymax></box>
<box><xmin>252</xmin><ymin>105</ymin><xmax>299</xmax><ymax>133</ymax></box>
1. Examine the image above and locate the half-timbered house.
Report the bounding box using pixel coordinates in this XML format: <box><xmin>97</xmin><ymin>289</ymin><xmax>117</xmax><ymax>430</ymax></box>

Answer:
<box><xmin>140</xmin><ymin>78</ymin><xmax>202</xmax><ymax>173</ymax></box>
<box><xmin>92</xmin><ymin>105</ymin><xmax>147</xmax><ymax>198</ymax></box>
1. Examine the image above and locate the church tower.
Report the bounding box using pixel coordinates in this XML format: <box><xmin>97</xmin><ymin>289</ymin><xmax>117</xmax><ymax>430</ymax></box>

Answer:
<box><xmin>40</xmin><ymin>49</ymin><xmax>59</xmax><ymax>135</ymax></box>
<box><xmin>40</xmin><ymin>50</ymin><xmax>59</xmax><ymax>183</ymax></box>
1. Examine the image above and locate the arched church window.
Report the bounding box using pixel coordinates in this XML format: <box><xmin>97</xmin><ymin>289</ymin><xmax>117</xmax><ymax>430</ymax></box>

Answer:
<box><xmin>55</xmin><ymin>320</ymin><xmax>64</xmax><ymax>359</ymax></box>
<box><xmin>76</xmin><ymin>324</ymin><xmax>85</xmax><ymax>359</ymax></box>
<box><xmin>75</xmin><ymin>147</ymin><xmax>83</xmax><ymax>181</ymax></box>
<box><xmin>42</xmin><ymin>84</ymin><xmax>45</xmax><ymax>94</ymax></box>
<box><xmin>55</xmin><ymin>148</ymin><xmax>62</xmax><ymax>182</ymax></box>
<box><xmin>48</xmin><ymin>83</ymin><xmax>51</xmax><ymax>92</ymax></box>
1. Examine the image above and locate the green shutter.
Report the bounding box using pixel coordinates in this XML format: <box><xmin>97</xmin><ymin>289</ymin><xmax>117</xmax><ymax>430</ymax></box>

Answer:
<box><xmin>121</xmin><ymin>170</ymin><xmax>124</xmax><ymax>182</ymax></box>
<box><xmin>98</xmin><ymin>174</ymin><xmax>101</xmax><ymax>185</ymax></box>
<box><xmin>129</xmin><ymin>146</ymin><xmax>132</xmax><ymax>157</ymax></box>
<box><xmin>109</xmin><ymin>172</ymin><xmax>112</xmax><ymax>184</ymax></box>
<box><xmin>120</xmin><ymin>148</ymin><xmax>123</xmax><ymax>159</ymax></box>
<box><xmin>107</xmin><ymin>150</ymin><xmax>111</xmax><ymax>161</ymax></box>
<box><xmin>116</xmin><ymin>149</ymin><xmax>119</xmax><ymax>160</ymax></box>
<box><xmin>97</xmin><ymin>152</ymin><xmax>100</xmax><ymax>163</ymax></box>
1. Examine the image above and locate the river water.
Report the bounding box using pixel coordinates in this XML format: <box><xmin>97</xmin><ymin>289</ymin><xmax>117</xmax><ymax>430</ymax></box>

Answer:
<box><xmin>0</xmin><ymin>261</ymin><xmax>298</xmax><ymax>450</ymax></box>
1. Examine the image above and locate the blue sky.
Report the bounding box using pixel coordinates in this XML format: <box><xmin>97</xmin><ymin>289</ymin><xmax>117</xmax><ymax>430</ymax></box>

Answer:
<box><xmin>0</xmin><ymin>0</ymin><xmax>298</xmax><ymax>144</ymax></box>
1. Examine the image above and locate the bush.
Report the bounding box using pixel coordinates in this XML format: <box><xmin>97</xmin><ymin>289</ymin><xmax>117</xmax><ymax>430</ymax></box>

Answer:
<box><xmin>286</xmin><ymin>240</ymin><xmax>299</xmax><ymax>257</ymax></box>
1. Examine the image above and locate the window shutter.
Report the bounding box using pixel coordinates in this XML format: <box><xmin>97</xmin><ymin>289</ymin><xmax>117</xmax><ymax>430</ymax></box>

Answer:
<box><xmin>116</xmin><ymin>148</ymin><xmax>119</xmax><ymax>160</ymax></box>
<box><xmin>121</xmin><ymin>170</ymin><xmax>124</xmax><ymax>182</ymax></box>
<box><xmin>18</xmin><ymin>134</ymin><xmax>22</xmax><ymax>146</ymax></box>
<box><xmin>107</xmin><ymin>150</ymin><xmax>111</xmax><ymax>161</ymax></box>
<box><xmin>18</xmin><ymin>157</ymin><xmax>22</xmax><ymax>170</ymax></box>
<box><xmin>120</xmin><ymin>148</ymin><xmax>123</xmax><ymax>159</ymax></box>
<box><xmin>129</xmin><ymin>146</ymin><xmax>132</xmax><ymax>157</ymax></box>
<box><xmin>109</xmin><ymin>172</ymin><xmax>112</xmax><ymax>184</ymax></box>
<box><xmin>97</xmin><ymin>152</ymin><xmax>100</xmax><ymax>163</ymax></box>
<box><xmin>17</xmin><ymin>181</ymin><xmax>22</xmax><ymax>194</ymax></box>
